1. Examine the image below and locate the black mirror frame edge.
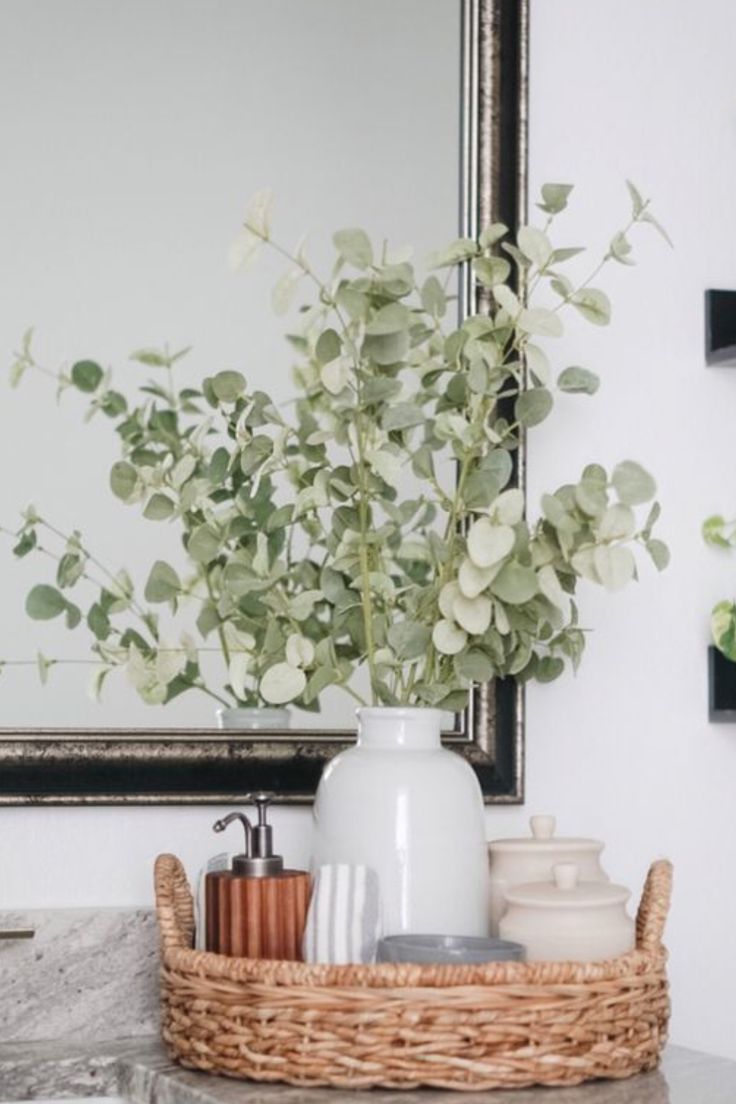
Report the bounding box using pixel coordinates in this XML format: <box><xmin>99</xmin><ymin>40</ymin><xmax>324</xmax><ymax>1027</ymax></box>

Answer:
<box><xmin>0</xmin><ymin>0</ymin><xmax>529</xmax><ymax>806</ymax></box>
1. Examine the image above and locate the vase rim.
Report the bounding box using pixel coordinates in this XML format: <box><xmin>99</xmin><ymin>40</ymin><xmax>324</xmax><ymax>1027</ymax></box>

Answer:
<box><xmin>357</xmin><ymin>706</ymin><xmax>442</xmax><ymax>721</ymax></box>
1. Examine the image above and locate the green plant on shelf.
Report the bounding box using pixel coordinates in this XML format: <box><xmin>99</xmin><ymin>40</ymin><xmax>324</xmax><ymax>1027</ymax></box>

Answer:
<box><xmin>703</xmin><ymin>514</ymin><xmax>736</xmax><ymax>661</ymax></box>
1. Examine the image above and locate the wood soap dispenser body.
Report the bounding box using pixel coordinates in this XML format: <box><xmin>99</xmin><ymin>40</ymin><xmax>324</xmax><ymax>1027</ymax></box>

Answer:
<box><xmin>204</xmin><ymin>792</ymin><xmax>310</xmax><ymax>960</ymax></box>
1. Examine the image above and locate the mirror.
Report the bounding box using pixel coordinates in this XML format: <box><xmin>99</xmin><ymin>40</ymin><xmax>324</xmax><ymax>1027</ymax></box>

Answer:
<box><xmin>0</xmin><ymin>0</ymin><xmax>527</xmax><ymax>802</ymax></box>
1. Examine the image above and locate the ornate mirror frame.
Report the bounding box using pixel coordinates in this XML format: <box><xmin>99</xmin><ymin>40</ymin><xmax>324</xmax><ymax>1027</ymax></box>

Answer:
<box><xmin>0</xmin><ymin>0</ymin><xmax>529</xmax><ymax>806</ymax></box>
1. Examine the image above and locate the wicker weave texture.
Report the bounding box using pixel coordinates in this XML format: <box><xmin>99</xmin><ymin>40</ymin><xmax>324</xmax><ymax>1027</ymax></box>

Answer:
<box><xmin>154</xmin><ymin>853</ymin><xmax>672</xmax><ymax>1092</ymax></box>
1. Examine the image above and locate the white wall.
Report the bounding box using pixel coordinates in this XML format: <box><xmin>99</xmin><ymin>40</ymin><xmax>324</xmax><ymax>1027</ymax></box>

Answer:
<box><xmin>2</xmin><ymin>0</ymin><xmax>736</xmax><ymax>1062</ymax></box>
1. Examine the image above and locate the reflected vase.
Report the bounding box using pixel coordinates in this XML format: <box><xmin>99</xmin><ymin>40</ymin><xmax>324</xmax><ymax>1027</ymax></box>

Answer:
<box><xmin>312</xmin><ymin>706</ymin><xmax>490</xmax><ymax>937</ymax></box>
<box><xmin>216</xmin><ymin>707</ymin><xmax>291</xmax><ymax>731</ymax></box>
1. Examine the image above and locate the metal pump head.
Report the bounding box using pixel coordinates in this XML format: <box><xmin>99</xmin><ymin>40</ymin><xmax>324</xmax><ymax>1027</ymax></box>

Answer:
<box><xmin>212</xmin><ymin>792</ymin><xmax>283</xmax><ymax>877</ymax></box>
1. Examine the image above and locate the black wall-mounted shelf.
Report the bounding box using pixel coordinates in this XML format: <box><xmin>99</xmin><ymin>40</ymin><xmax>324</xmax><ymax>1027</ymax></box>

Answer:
<box><xmin>708</xmin><ymin>645</ymin><xmax>736</xmax><ymax>721</ymax></box>
<box><xmin>705</xmin><ymin>289</ymin><xmax>736</xmax><ymax>366</ymax></box>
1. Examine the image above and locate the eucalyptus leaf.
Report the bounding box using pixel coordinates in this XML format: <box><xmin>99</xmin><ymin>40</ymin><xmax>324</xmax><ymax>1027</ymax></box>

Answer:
<box><xmin>109</xmin><ymin>461</ymin><xmax>138</xmax><ymax>502</ymax></box>
<box><xmin>639</xmin><ymin>210</ymin><xmax>673</xmax><ymax>247</ymax></box>
<box><xmin>363</xmin><ymin>377</ymin><xmax>403</xmax><ymax>404</ymax></box>
<box><xmin>12</xmin><ymin>530</ymin><xmax>36</xmax><ymax>558</ymax></box>
<box><xmin>518</xmin><ymin>308</ymin><xmax>563</xmax><ymax>337</ymax></box>
<box><xmin>467</xmin><ymin>518</ymin><xmax>515</xmax><ymax>569</ymax></box>
<box><xmin>26</xmin><ymin>584</ymin><xmax>67</xmax><ymax>620</ymax></box>
<box><xmin>143</xmin><ymin>493</ymin><xmax>175</xmax><ymax>521</ymax></box>
<box><xmin>71</xmin><ymin>360</ymin><xmax>103</xmax><ymax>393</ymax></box>
<box><xmin>493</xmin><ymin>284</ymin><xmax>520</xmax><ymax>316</ymax></box>
<box><xmin>420</xmin><ymin>275</ymin><xmax>447</xmax><ymax>316</ymax></box>
<box><xmin>610</xmin><ymin>231</ymin><xmax>635</xmax><ymax>265</ymax></box>
<box><xmin>454</xmin><ymin>649</ymin><xmax>494</xmax><ymax>683</ymax></box>
<box><xmin>515</xmin><ymin>387</ymin><xmax>553</xmax><ymax>427</ymax></box>
<box><xmin>211</xmin><ymin>370</ymin><xmax>246</xmax><ymax>403</ymax></box>
<box><xmin>646</xmin><ymin>538</ymin><xmax>670</xmax><ymax>571</ymax></box>
<box><xmin>260</xmin><ymin>661</ymin><xmax>307</xmax><ymax>704</ymax></box>
<box><xmin>363</xmin><ymin>329</ymin><xmax>410</xmax><ymax>366</ymax></box>
<box><xmin>597</xmin><ymin>503</ymin><xmax>635</xmax><ymax>541</ymax></box>
<box><xmin>383</xmin><ymin>403</ymin><xmax>425</xmax><ymax>432</ymax></box>
<box><xmin>56</xmin><ymin>552</ymin><xmax>84</xmax><ymax>589</ymax></box>
<box><xmin>491</xmin><ymin>562</ymin><xmax>538</xmax><ymax>605</ymax></box>
<box><xmin>144</xmin><ymin>560</ymin><xmax>181</xmax><ymax>603</ymax></box>
<box><xmin>612</xmin><ymin>460</ymin><xmax>657</xmax><ymax>505</ymax></box>
<box><xmin>315</xmin><ymin>329</ymin><xmax>341</xmax><ymax>365</ymax></box>
<box><xmin>428</xmin><ymin>238</ymin><xmax>479</xmax><ymax>269</ymax></box>
<box><xmin>593</xmin><ymin>544</ymin><xmax>635</xmax><ymax>591</ymax></box>
<box><xmin>558</xmin><ymin>366</ymin><xmax>600</xmax><ymax>395</ymax></box>
<box><xmin>537</xmin><ymin>182</ymin><xmax>573</xmax><ymax>215</ymax></box>
<box><xmin>240</xmin><ymin>435</ymin><xmax>273</xmax><ymax>476</ymax></box>
<box><xmin>365</xmin><ymin>303</ymin><xmax>411</xmax><ymax>335</ymax></box>
<box><xmin>387</xmin><ymin>620</ymin><xmax>431</xmax><ymax>661</ymax></box>
<box><xmin>473</xmin><ymin>256</ymin><xmax>511</xmax><ymax>288</ymax></box>
<box><xmin>479</xmin><ymin>222</ymin><xmax>508</xmax><ymax>248</ymax></box>
<box><xmin>626</xmin><ymin>179</ymin><xmax>645</xmax><ymax>217</ymax></box>
<box><xmin>333</xmin><ymin>228</ymin><xmax>373</xmax><ymax>269</ymax></box>
<box><xmin>536</xmin><ymin>656</ymin><xmax>565</xmax><ymax>682</ymax></box>
<box><xmin>432</xmin><ymin>619</ymin><xmax>467</xmax><ymax>655</ymax></box>
<box><xmin>452</xmin><ymin>593</ymin><xmax>492</xmax><ymax>635</ymax></box>
<box><xmin>571</xmin><ymin>288</ymin><xmax>611</xmax><ymax>326</ymax></box>
<box><xmin>518</xmin><ymin>226</ymin><xmax>553</xmax><ymax>268</ymax></box>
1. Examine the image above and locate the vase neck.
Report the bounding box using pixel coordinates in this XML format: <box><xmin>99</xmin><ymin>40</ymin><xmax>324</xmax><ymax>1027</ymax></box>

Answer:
<box><xmin>357</xmin><ymin>707</ymin><xmax>442</xmax><ymax>750</ymax></box>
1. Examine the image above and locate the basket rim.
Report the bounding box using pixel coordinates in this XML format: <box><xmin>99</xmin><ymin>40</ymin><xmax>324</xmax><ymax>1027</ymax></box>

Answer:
<box><xmin>160</xmin><ymin>939</ymin><xmax>667</xmax><ymax>989</ymax></box>
<box><xmin>154</xmin><ymin>852</ymin><xmax>672</xmax><ymax>990</ymax></box>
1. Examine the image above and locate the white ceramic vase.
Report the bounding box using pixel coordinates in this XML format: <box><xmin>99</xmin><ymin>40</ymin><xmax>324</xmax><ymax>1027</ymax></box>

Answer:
<box><xmin>217</xmin><ymin>707</ymin><xmax>290</xmax><ymax>731</ymax></box>
<box><xmin>311</xmin><ymin>706</ymin><xmax>491</xmax><ymax>937</ymax></box>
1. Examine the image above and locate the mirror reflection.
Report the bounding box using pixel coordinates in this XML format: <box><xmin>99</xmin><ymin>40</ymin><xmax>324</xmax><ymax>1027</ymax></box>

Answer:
<box><xmin>0</xmin><ymin>0</ymin><xmax>459</xmax><ymax>729</ymax></box>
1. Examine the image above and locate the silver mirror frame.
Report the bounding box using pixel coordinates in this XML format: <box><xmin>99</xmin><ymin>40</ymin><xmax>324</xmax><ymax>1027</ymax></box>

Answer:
<box><xmin>0</xmin><ymin>0</ymin><xmax>528</xmax><ymax>806</ymax></box>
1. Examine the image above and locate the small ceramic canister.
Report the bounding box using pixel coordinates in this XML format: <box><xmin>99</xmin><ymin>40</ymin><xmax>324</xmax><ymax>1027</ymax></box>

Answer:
<box><xmin>487</xmin><ymin>815</ymin><xmax>608</xmax><ymax>934</ymax></box>
<box><xmin>499</xmin><ymin>862</ymin><xmax>635</xmax><ymax>963</ymax></box>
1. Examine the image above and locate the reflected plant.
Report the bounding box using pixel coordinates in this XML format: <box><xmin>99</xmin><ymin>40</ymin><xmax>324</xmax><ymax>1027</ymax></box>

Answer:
<box><xmin>4</xmin><ymin>341</ymin><xmax>360</xmax><ymax>710</ymax></box>
<box><xmin>229</xmin><ymin>181</ymin><xmax>671</xmax><ymax>709</ymax></box>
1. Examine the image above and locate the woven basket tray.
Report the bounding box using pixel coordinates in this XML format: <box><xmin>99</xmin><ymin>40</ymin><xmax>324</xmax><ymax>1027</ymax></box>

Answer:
<box><xmin>154</xmin><ymin>853</ymin><xmax>672</xmax><ymax>1092</ymax></box>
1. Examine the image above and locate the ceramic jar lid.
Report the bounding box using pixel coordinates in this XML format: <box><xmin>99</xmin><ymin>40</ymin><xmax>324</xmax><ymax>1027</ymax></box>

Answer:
<box><xmin>505</xmin><ymin>863</ymin><xmax>630</xmax><ymax>909</ymax></box>
<box><xmin>489</xmin><ymin>815</ymin><xmax>604</xmax><ymax>855</ymax></box>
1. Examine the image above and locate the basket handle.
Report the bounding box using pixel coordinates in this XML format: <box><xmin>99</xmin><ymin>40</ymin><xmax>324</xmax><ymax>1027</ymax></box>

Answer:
<box><xmin>154</xmin><ymin>853</ymin><xmax>196</xmax><ymax>952</ymax></box>
<box><xmin>635</xmin><ymin>859</ymin><xmax>673</xmax><ymax>953</ymax></box>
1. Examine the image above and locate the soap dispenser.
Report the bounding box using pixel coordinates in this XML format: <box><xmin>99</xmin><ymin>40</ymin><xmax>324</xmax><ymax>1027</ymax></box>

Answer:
<box><xmin>204</xmin><ymin>792</ymin><xmax>310</xmax><ymax>960</ymax></box>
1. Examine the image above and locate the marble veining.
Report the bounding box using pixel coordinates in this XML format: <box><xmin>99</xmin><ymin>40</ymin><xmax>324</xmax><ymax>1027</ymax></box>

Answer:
<box><xmin>0</xmin><ymin>909</ymin><xmax>159</xmax><ymax>1043</ymax></box>
<box><xmin>0</xmin><ymin>1039</ymin><xmax>125</xmax><ymax>1100</ymax></box>
<box><xmin>3</xmin><ymin>1042</ymin><xmax>736</xmax><ymax>1104</ymax></box>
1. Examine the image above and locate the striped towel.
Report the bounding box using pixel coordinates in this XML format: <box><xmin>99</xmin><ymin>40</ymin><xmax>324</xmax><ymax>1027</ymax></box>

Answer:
<box><xmin>302</xmin><ymin>864</ymin><xmax>381</xmax><ymax>965</ymax></box>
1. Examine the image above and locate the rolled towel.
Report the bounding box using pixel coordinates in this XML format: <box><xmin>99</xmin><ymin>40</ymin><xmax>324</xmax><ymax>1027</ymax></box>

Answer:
<box><xmin>302</xmin><ymin>864</ymin><xmax>381</xmax><ymax>964</ymax></box>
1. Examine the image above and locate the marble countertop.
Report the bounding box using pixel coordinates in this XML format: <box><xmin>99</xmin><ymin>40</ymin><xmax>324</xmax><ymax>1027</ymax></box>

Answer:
<box><xmin>1</xmin><ymin>1040</ymin><xmax>736</xmax><ymax>1104</ymax></box>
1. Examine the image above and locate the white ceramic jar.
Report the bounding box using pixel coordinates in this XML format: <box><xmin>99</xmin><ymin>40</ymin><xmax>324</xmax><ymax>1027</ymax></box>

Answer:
<box><xmin>488</xmin><ymin>815</ymin><xmax>609</xmax><ymax>934</ymax></box>
<box><xmin>312</xmin><ymin>707</ymin><xmax>491</xmax><ymax>937</ymax></box>
<box><xmin>499</xmin><ymin>862</ymin><xmax>635</xmax><ymax>963</ymax></box>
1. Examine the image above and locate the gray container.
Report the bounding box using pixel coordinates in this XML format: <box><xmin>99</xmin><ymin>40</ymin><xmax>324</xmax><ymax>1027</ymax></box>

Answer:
<box><xmin>376</xmin><ymin>933</ymin><xmax>525</xmax><ymax>964</ymax></box>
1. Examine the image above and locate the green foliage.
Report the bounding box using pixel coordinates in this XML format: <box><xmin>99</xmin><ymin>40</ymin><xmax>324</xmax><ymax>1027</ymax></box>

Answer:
<box><xmin>71</xmin><ymin>360</ymin><xmax>103</xmax><ymax>393</ymax></box>
<box><xmin>703</xmin><ymin>516</ymin><xmax>736</xmax><ymax>661</ymax></box>
<box><xmin>6</xmin><ymin>180</ymin><xmax>670</xmax><ymax>711</ymax></box>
